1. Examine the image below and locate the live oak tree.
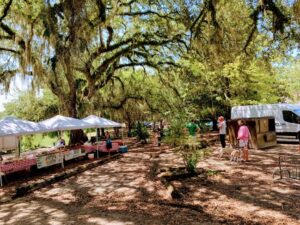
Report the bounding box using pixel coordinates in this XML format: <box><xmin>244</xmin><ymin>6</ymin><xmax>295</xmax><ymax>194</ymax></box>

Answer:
<box><xmin>0</xmin><ymin>0</ymin><xmax>299</xmax><ymax>130</ymax></box>
<box><xmin>161</xmin><ymin>0</ymin><xmax>292</xmax><ymax>119</ymax></box>
<box><xmin>0</xmin><ymin>0</ymin><xmax>189</xmax><ymax>143</ymax></box>
<box><xmin>91</xmin><ymin>69</ymin><xmax>176</xmax><ymax>132</ymax></box>
<box><xmin>0</xmin><ymin>0</ymin><xmax>184</xmax><ymax>118</ymax></box>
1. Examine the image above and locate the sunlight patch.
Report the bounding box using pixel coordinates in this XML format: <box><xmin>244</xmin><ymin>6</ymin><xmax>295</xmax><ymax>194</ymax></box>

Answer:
<box><xmin>87</xmin><ymin>217</ymin><xmax>134</xmax><ymax>225</ymax></box>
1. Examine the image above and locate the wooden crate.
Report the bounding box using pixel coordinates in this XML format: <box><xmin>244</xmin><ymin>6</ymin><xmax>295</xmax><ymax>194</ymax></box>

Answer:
<box><xmin>227</xmin><ymin>117</ymin><xmax>277</xmax><ymax>149</ymax></box>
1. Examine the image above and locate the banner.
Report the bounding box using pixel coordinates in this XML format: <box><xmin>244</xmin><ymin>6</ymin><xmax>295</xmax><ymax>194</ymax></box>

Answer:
<box><xmin>64</xmin><ymin>148</ymin><xmax>85</xmax><ymax>161</ymax></box>
<box><xmin>36</xmin><ymin>152</ymin><xmax>63</xmax><ymax>169</ymax></box>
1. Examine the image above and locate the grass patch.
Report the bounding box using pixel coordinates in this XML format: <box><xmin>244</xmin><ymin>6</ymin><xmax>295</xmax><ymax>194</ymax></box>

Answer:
<box><xmin>21</xmin><ymin>133</ymin><xmax>70</xmax><ymax>152</ymax></box>
<box><xmin>206</xmin><ymin>169</ymin><xmax>222</xmax><ymax>176</ymax></box>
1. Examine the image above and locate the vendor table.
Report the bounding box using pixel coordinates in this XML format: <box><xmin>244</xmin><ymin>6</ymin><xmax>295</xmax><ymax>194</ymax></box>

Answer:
<box><xmin>0</xmin><ymin>140</ymin><xmax>123</xmax><ymax>186</ymax></box>
<box><xmin>64</xmin><ymin>146</ymin><xmax>85</xmax><ymax>161</ymax></box>
<box><xmin>36</xmin><ymin>151</ymin><xmax>64</xmax><ymax>169</ymax></box>
<box><xmin>0</xmin><ymin>157</ymin><xmax>36</xmax><ymax>187</ymax></box>
<box><xmin>0</xmin><ymin>157</ymin><xmax>36</xmax><ymax>174</ymax></box>
<box><xmin>81</xmin><ymin>142</ymin><xmax>120</xmax><ymax>154</ymax></box>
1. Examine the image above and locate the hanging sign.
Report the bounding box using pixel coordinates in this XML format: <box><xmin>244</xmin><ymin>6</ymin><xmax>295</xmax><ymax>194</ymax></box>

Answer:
<box><xmin>36</xmin><ymin>152</ymin><xmax>63</xmax><ymax>169</ymax></box>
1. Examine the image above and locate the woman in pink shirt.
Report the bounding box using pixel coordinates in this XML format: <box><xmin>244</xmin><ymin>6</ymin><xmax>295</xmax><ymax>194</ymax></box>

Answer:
<box><xmin>237</xmin><ymin>120</ymin><xmax>250</xmax><ymax>161</ymax></box>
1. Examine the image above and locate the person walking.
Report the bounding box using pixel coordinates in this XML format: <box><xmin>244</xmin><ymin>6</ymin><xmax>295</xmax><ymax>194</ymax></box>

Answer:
<box><xmin>237</xmin><ymin>120</ymin><xmax>251</xmax><ymax>162</ymax></box>
<box><xmin>218</xmin><ymin>116</ymin><xmax>226</xmax><ymax>149</ymax></box>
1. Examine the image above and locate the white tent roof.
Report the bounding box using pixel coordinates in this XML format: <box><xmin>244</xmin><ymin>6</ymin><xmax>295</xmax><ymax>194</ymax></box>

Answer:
<box><xmin>82</xmin><ymin>115</ymin><xmax>122</xmax><ymax>128</ymax></box>
<box><xmin>0</xmin><ymin>116</ymin><xmax>45</xmax><ymax>137</ymax></box>
<box><xmin>39</xmin><ymin>115</ymin><xmax>93</xmax><ymax>132</ymax></box>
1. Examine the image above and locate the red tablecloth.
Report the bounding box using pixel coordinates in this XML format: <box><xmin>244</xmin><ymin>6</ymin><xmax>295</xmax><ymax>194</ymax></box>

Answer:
<box><xmin>0</xmin><ymin>141</ymin><xmax>122</xmax><ymax>175</ymax></box>
<box><xmin>81</xmin><ymin>142</ymin><xmax>120</xmax><ymax>153</ymax></box>
<box><xmin>0</xmin><ymin>158</ymin><xmax>36</xmax><ymax>174</ymax></box>
<box><xmin>81</xmin><ymin>145</ymin><xmax>96</xmax><ymax>153</ymax></box>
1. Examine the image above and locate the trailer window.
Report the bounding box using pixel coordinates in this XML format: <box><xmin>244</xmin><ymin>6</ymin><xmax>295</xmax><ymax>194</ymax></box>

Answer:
<box><xmin>283</xmin><ymin>111</ymin><xmax>300</xmax><ymax>124</ymax></box>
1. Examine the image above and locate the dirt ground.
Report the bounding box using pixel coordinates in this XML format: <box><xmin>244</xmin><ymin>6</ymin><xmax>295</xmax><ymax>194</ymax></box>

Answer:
<box><xmin>0</xmin><ymin>141</ymin><xmax>300</xmax><ymax>225</ymax></box>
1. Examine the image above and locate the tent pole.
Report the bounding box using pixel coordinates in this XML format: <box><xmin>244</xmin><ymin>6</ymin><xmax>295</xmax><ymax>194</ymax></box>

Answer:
<box><xmin>97</xmin><ymin>128</ymin><xmax>99</xmax><ymax>158</ymax></box>
<box><xmin>16</xmin><ymin>136</ymin><xmax>21</xmax><ymax>159</ymax></box>
<box><xmin>60</xmin><ymin>146</ymin><xmax>64</xmax><ymax>168</ymax></box>
<box><xmin>60</xmin><ymin>130</ymin><xmax>64</xmax><ymax>169</ymax></box>
<box><xmin>121</xmin><ymin>127</ymin><xmax>123</xmax><ymax>144</ymax></box>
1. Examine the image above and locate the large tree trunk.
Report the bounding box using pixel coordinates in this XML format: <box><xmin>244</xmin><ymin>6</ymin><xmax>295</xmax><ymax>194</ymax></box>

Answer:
<box><xmin>64</xmin><ymin>90</ymin><xmax>86</xmax><ymax>145</ymax></box>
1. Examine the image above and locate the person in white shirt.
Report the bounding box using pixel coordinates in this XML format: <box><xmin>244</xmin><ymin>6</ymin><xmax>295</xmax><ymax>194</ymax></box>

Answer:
<box><xmin>55</xmin><ymin>137</ymin><xmax>65</xmax><ymax>148</ymax></box>
<box><xmin>218</xmin><ymin>116</ymin><xmax>226</xmax><ymax>149</ymax></box>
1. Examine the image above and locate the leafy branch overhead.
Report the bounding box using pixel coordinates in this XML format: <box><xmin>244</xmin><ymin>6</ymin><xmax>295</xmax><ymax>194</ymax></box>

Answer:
<box><xmin>0</xmin><ymin>0</ymin><xmax>297</xmax><ymax>120</ymax></box>
<box><xmin>189</xmin><ymin>0</ymin><xmax>290</xmax><ymax>53</ymax></box>
<box><xmin>0</xmin><ymin>0</ymin><xmax>185</xmax><ymax>117</ymax></box>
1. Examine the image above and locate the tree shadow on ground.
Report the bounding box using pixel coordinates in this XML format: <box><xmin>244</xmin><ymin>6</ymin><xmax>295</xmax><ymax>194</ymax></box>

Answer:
<box><xmin>0</xmin><ymin>188</ymin><xmax>266</xmax><ymax>225</ymax></box>
<box><xmin>1</xmin><ymin>143</ymin><xmax>300</xmax><ymax>224</ymax></box>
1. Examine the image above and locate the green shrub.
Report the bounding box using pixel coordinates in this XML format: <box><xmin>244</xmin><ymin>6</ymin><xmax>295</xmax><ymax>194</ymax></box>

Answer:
<box><xmin>164</xmin><ymin>113</ymin><xmax>212</xmax><ymax>173</ymax></box>
<box><xmin>178</xmin><ymin>144</ymin><xmax>211</xmax><ymax>174</ymax></box>
<box><xmin>135</xmin><ymin>122</ymin><xmax>150</xmax><ymax>143</ymax></box>
<box><xmin>163</xmin><ymin>115</ymin><xmax>187</xmax><ymax>147</ymax></box>
<box><xmin>21</xmin><ymin>135</ymin><xmax>35</xmax><ymax>151</ymax></box>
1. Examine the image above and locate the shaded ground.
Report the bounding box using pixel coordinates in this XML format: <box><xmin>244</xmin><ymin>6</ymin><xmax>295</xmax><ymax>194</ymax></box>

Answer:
<box><xmin>1</xmin><ymin>140</ymin><xmax>300</xmax><ymax>225</ymax></box>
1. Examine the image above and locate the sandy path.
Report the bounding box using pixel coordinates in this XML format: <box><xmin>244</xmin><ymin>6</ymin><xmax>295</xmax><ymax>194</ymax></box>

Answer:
<box><xmin>0</xmin><ymin>143</ymin><xmax>300</xmax><ymax>225</ymax></box>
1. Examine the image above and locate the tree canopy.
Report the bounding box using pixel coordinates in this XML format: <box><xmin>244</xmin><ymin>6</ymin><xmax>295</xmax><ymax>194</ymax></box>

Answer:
<box><xmin>0</xmin><ymin>0</ymin><xmax>299</xmax><ymax>123</ymax></box>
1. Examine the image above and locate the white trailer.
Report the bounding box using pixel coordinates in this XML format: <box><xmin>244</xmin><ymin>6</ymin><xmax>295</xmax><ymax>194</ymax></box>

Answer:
<box><xmin>231</xmin><ymin>104</ymin><xmax>300</xmax><ymax>142</ymax></box>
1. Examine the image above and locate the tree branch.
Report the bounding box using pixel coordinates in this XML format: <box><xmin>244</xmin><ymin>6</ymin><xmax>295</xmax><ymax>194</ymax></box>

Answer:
<box><xmin>0</xmin><ymin>22</ymin><xmax>15</xmax><ymax>37</ymax></box>
<box><xmin>0</xmin><ymin>0</ymin><xmax>13</xmax><ymax>23</ymax></box>
<box><xmin>106</xmin><ymin>26</ymin><xmax>113</xmax><ymax>47</ymax></box>
<box><xmin>111</xmin><ymin>75</ymin><xmax>125</xmax><ymax>91</ymax></box>
<box><xmin>0</xmin><ymin>47</ymin><xmax>19</xmax><ymax>54</ymax></box>
<box><xmin>119</xmin><ymin>10</ymin><xmax>175</xmax><ymax>20</ymax></box>
<box><xmin>96</xmin><ymin>0</ymin><xmax>106</xmax><ymax>22</ymax></box>
<box><xmin>102</xmin><ymin>95</ymin><xmax>144</xmax><ymax>110</ymax></box>
<box><xmin>244</xmin><ymin>0</ymin><xmax>289</xmax><ymax>52</ymax></box>
<box><xmin>119</xmin><ymin>0</ymin><xmax>137</xmax><ymax>7</ymax></box>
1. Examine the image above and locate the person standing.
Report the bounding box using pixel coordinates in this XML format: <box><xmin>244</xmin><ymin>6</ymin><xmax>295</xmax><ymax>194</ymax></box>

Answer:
<box><xmin>105</xmin><ymin>131</ymin><xmax>112</xmax><ymax>149</ymax></box>
<box><xmin>218</xmin><ymin>116</ymin><xmax>226</xmax><ymax>149</ymax></box>
<box><xmin>237</xmin><ymin>120</ymin><xmax>251</xmax><ymax>162</ymax></box>
<box><xmin>185</xmin><ymin>120</ymin><xmax>200</xmax><ymax>144</ymax></box>
<box><xmin>185</xmin><ymin>120</ymin><xmax>199</xmax><ymax>137</ymax></box>
<box><xmin>55</xmin><ymin>136</ymin><xmax>65</xmax><ymax>148</ymax></box>
<box><xmin>152</xmin><ymin>129</ymin><xmax>160</xmax><ymax>146</ymax></box>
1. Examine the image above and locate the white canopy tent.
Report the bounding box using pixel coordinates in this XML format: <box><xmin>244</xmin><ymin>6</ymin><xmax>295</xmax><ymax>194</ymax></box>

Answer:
<box><xmin>39</xmin><ymin>115</ymin><xmax>95</xmax><ymax>168</ymax></box>
<box><xmin>82</xmin><ymin>115</ymin><xmax>123</xmax><ymax>158</ymax></box>
<box><xmin>82</xmin><ymin>115</ymin><xmax>122</xmax><ymax>128</ymax></box>
<box><xmin>0</xmin><ymin>116</ymin><xmax>46</xmax><ymax>157</ymax></box>
<box><xmin>0</xmin><ymin>116</ymin><xmax>45</xmax><ymax>137</ymax></box>
<box><xmin>39</xmin><ymin>115</ymin><xmax>93</xmax><ymax>132</ymax></box>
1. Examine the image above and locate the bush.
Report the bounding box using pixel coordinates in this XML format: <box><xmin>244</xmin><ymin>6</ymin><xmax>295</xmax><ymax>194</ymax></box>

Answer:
<box><xmin>21</xmin><ymin>135</ymin><xmax>36</xmax><ymax>151</ymax></box>
<box><xmin>179</xmin><ymin>143</ymin><xmax>210</xmax><ymax>174</ymax></box>
<box><xmin>163</xmin><ymin>116</ymin><xmax>187</xmax><ymax>147</ymax></box>
<box><xmin>135</xmin><ymin>121</ymin><xmax>149</xmax><ymax>143</ymax></box>
<box><xmin>164</xmin><ymin>113</ymin><xmax>210</xmax><ymax>173</ymax></box>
